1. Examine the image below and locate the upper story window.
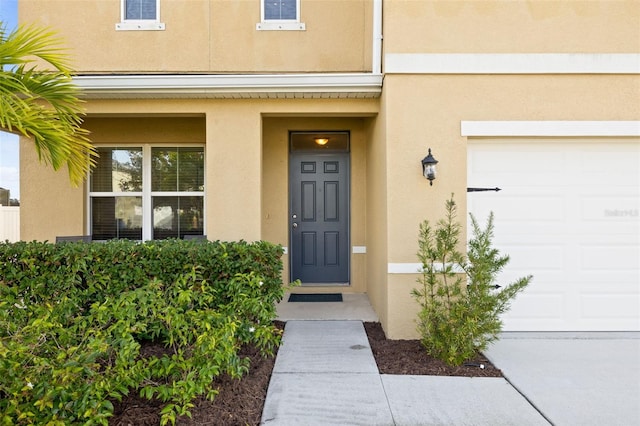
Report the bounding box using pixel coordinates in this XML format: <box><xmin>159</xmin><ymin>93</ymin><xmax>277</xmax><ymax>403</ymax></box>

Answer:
<box><xmin>116</xmin><ymin>0</ymin><xmax>165</xmax><ymax>31</ymax></box>
<box><xmin>257</xmin><ymin>0</ymin><xmax>305</xmax><ymax>31</ymax></box>
<box><xmin>89</xmin><ymin>145</ymin><xmax>205</xmax><ymax>241</ymax></box>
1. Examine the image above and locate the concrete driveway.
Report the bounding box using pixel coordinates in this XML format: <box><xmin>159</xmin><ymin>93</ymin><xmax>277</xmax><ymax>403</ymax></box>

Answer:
<box><xmin>485</xmin><ymin>333</ymin><xmax>640</xmax><ymax>426</ymax></box>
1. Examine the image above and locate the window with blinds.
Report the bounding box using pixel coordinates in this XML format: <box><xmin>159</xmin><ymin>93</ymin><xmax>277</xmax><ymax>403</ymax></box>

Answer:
<box><xmin>116</xmin><ymin>0</ymin><xmax>165</xmax><ymax>31</ymax></box>
<box><xmin>89</xmin><ymin>146</ymin><xmax>204</xmax><ymax>240</ymax></box>
<box><xmin>125</xmin><ymin>0</ymin><xmax>157</xmax><ymax>20</ymax></box>
<box><xmin>257</xmin><ymin>0</ymin><xmax>305</xmax><ymax>31</ymax></box>
<box><xmin>264</xmin><ymin>0</ymin><xmax>297</xmax><ymax>20</ymax></box>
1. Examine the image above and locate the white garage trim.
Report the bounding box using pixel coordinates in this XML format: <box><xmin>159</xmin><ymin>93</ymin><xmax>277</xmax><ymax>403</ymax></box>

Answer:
<box><xmin>385</xmin><ymin>53</ymin><xmax>640</xmax><ymax>74</ymax></box>
<box><xmin>461</xmin><ymin>121</ymin><xmax>640</xmax><ymax>137</ymax></box>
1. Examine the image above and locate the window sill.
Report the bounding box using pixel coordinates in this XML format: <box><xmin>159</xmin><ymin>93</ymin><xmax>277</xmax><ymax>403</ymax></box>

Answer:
<box><xmin>116</xmin><ymin>21</ymin><xmax>166</xmax><ymax>31</ymax></box>
<box><xmin>256</xmin><ymin>22</ymin><xmax>306</xmax><ymax>31</ymax></box>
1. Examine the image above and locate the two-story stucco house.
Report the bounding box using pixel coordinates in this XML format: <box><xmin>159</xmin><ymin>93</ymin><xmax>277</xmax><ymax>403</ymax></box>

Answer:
<box><xmin>17</xmin><ymin>0</ymin><xmax>639</xmax><ymax>338</ymax></box>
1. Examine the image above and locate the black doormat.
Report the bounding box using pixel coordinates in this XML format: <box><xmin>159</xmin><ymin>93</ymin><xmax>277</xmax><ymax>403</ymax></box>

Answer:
<box><xmin>288</xmin><ymin>293</ymin><xmax>343</xmax><ymax>302</ymax></box>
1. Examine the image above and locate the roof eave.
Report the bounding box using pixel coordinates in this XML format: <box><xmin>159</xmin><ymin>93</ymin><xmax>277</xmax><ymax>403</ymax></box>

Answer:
<box><xmin>73</xmin><ymin>73</ymin><xmax>383</xmax><ymax>99</ymax></box>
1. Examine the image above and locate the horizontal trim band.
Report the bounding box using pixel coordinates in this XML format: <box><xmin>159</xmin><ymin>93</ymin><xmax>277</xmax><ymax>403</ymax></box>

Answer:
<box><xmin>385</xmin><ymin>53</ymin><xmax>640</xmax><ymax>74</ymax></box>
<box><xmin>74</xmin><ymin>73</ymin><xmax>383</xmax><ymax>99</ymax></box>
<box><xmin>388</xmin><ymin>262</ymin><xmax>465</xmax><ymax>274</ymax></box>
<box><xmin>461</xmin><ymin>121</ymin><xmax>640</xmax><ymax>137</ymax></box>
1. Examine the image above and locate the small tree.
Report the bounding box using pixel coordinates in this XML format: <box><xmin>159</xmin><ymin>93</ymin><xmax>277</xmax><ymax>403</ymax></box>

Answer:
<box><xmin>412</xmin><ymin>196</ymin><xmax>531</xmax><ymax>366</ymax></box>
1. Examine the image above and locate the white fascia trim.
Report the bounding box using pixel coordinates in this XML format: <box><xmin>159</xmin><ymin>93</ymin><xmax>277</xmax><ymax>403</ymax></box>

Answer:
<box><xmin>74</xmin><ymin>73</ymin><xmax>383</xmax><ymax>97</ymax></box>
<box><xmin>385</xmin><ymin>53</ymin><xmax>640</xmax><ymax>74</ymax></box>
<box><xmin>461</xmin><ymin>121</ymin><xmax>640</xmax><ymax>137</ymax></box>
<box><xmin>388</xmin><ymin>263</ymin><xmax>465</xmax><ymax>274</ymax></box>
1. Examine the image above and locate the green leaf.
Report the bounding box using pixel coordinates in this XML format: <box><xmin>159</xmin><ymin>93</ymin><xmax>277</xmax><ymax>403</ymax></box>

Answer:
<box><xmin>0</xmin><ymin>23</ymin><xmax>97</xmax><ymax>185</ymax></box>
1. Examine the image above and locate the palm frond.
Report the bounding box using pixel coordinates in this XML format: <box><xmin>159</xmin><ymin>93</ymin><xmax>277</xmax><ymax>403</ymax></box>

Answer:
<box><xmin>0</xmin><ymin>22</ymin><xmax>97</xmax><ymax>186</ymax></box>
<box><xmin>0</xmin><ymin>23</ymin><xmax>73</xmax><ymax>73</ymax></box>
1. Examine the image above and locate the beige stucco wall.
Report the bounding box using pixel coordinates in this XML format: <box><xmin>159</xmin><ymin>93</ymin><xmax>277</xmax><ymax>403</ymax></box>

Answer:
<box><xmin>365</xmin><ymin>91</ymin><xmax>389</xmax><ymax>328</ymax></box>
<box><xmin>21</xmin><ymin>98</ymin><xmax>379</xmax><ymax>288</ymax></box>
<box><xmin>381</xmin><ymin>73</ymin><xmax>640</xmax><ymax>338</ymax></box>
<box><xmin>21</xmin><ymin>77</ymin><xmax>638</xmax><ymax>338</ymax></box>
<box><xmin>19</xmin><ymin>0</ymin><xmax>372</xmax><ymax>73</ymax></box>
<box><xmin>20</xmin><ymin>137</ymin><xmax>85</xmax><ymax>242</ymax></box>
<box><xmin>384</xmin><ymin>0</ymin><xmax>640</xmax><ymax>53</ymax></box>
<box><xmin>17</xmin><ymin>0</ymin><xmax>640</xmax><ymax>340</ymax></box>
<box><xmin>84</xmin><ymin>117</ymin><xmax>206</xmax><ymax>144</ymax></box>
<box><xmin>20</xmin><ymin>116</ymin><xmax>206</xmax><ymax>242</ymax></box>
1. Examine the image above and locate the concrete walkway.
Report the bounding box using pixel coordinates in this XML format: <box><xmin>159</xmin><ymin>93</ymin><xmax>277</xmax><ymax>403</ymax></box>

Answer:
<box><xmin>261</xmin><ymin>320</ymin><xmax>549</xmax><ymax>425</ymax></box>
<box><xmin>267</xmin><ymin>295</ymin><xmax>640</xmax><ymax>425</ymax></box>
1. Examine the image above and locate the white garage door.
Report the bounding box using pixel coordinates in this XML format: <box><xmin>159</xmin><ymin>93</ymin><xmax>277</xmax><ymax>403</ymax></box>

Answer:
<box><xmin>468</xmin><ymin>139</ymin><xmax>640</xmax><ymax>331</ymax></box>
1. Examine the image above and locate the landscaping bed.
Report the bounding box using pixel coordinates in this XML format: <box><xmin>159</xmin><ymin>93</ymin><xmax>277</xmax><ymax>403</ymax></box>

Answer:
<box><xmin>1</xmin><ymin>239</ymin><xmax>502</xmax><ymax>425</ymax></box>
<box><xmin>0</xmin><ymin>239</ymin><xmax>286</xmax><ymax>426</ymax></box>
<box><xmin>109</xmin><ymin>321</ymin><xmax>501</xmax><ymax>425</ymax></box>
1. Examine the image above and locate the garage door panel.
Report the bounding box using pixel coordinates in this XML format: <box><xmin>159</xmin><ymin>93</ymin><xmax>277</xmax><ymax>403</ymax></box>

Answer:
<box><xmin>471</xmin><ymin>196</ymin><xmax>565</xmax><ymax>222</ymax></box>
<box><xmin>506</xmin><ymin>293</ymin><xmax>565</xmax><ymax>319</ymax></box>
<box><xmin>579</xmin><ymin>150</ymin><xmax>640</xmax><ymax>182</ymax></box>
<box><xmin>580</xmin><ymin>244</ymin><xmax>640</xmax><ymax>270</ymax></box>
<box><xmin>581</xmin><ymin>294</ymin><xmax>640</xmax><ymax>320</ymax></box>
<box><xmin>470</xmin><ymin>149</ymin><xmax>565</xmax><ymax>174</ymax></box>
<box><xmin>574</xmin><ymin>274</ymin><xmax>639</xmax><ymax>290</ymax></box>
<box><xmin>582</xmin><ymin>196</ymin><xmax>640</xmax><ymax>221</ymax></box>
<box><xmin>494</xmin><ymin>224</ymin><xmax>571</xmax><ymax>239</ymax></box>
<box><xmin>498</xmin><ymin>273</ymin><xmax>567</xmax><ymax>295</ymax></box>
<box><xmin>498</xmin><ymin>245</ymin><xmax>565</xmax><ymax>270</ymax></box>
<box><xmin>468</xmin><ymin>139</ymin><xmax>640</xmax><ymax>331</ymax></box>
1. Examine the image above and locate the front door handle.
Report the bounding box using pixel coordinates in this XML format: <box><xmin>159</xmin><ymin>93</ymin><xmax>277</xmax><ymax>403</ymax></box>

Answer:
<box><xmin>292</xmin><ymin>222</ymin><xmax>298</xmax><ymax>228</ymax></box>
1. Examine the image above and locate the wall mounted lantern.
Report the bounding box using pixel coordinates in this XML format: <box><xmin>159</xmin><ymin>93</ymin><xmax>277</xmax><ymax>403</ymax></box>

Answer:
<box><xmin>421</xmin><ymin>148</ymin><xmax>438</xmax><ymax>185</ymax></box>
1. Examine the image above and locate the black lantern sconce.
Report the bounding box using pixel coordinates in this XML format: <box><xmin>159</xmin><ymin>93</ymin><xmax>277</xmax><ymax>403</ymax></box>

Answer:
<box><xmin>421</xmin><ymin>149</ymin><xmax>438</xmax><ymax>186</ymax></box>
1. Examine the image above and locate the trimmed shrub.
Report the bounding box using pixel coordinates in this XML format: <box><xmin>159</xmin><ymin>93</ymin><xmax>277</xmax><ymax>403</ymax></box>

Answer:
<box><xmin>0</xmin><ymin>239</ymin><xmax>286</xmax><ymax>425</ymax></box>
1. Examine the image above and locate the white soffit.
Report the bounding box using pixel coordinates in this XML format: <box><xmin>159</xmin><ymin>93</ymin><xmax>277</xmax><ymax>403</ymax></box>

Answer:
<box><xmin>461</xmin><ymin>121</ymin><xmax>640</xmax><ymax>137</ymax></box>
<box><xmin>385</xmin><ymin>53</ymin><xmax>640</xmax><ymax>74</ymax></box>
<box><xmin>74</xmin><ymin>73</ymin><xmax>383</xmax><ymax>99</ymax></box>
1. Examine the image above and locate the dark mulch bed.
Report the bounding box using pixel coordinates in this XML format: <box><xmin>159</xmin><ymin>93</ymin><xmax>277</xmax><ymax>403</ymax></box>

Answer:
<box><xmin>109</xmin><ymin>321</ymin><xmax>501</xmax><ymax>425</ymax></box>
<box><xmin>363</xmin><ymin>322</ymin><xmax>502</xmax><ymax>377</ymax></box>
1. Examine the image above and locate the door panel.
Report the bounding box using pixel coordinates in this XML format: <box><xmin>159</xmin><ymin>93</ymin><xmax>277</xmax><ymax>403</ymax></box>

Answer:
<box><xmin>290</xmin><ymin>153</ymin><xmax>349</xmax><ymax>284</ymax></box>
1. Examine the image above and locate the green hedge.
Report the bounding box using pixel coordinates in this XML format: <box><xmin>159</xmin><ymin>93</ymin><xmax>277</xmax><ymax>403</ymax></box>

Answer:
<box><xmin>0</xmin><ymin>239</ymin><xmax>286</xmax><ymax>425</ymax></box>
<box><xmin>0</xmin><ymin>239</ymin><xmax>284</xmax><ymax>317</ymax></box>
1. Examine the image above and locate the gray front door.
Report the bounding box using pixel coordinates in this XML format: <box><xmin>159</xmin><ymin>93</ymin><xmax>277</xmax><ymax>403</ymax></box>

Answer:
<box><xmin>290</xmin><ymin>152</ymin><xmax>350</xmax><ymax>284</ymax></box>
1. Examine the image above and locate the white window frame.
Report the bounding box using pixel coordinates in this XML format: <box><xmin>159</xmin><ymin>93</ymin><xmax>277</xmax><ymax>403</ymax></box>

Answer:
<box><xmin>88</xmin><ymin>144</ymin><xmax>205</xmax><ymax>241</ymax></box>
<box><xmin>256</xmin><ymin>0</ymin><xmax>305</xmax><ymax>31</ymax></box>
<box><xmin>116</xmin><ymin>0</ymin><xmax>165</xmax><ymax>31</ymax></box>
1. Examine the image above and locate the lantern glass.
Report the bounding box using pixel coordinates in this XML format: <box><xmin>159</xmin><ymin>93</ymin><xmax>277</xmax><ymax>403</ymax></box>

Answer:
<box><xmin>424</xmin><ymin>164</ymin><xmax>436</xmax><ymax>180</ymax></box>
